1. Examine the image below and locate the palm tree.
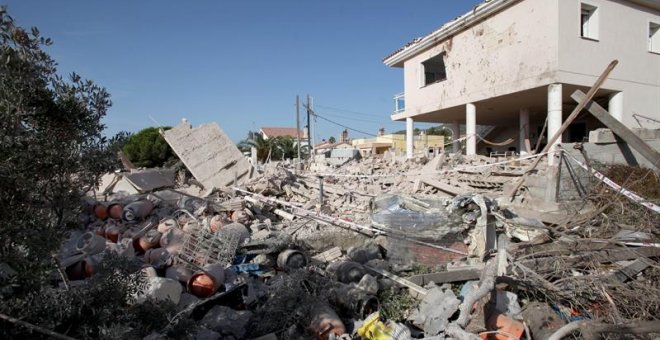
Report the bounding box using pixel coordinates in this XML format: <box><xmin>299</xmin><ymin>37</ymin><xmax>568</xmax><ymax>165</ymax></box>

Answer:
<box><xmin>237</xmin><ymin>131</ymin><xmax>273</xmax><ymax>162</ymax></box>
<box><xmin>271</xmin><ymin>136</ymin><xmax>297</xmax><ymax>160</ymax></box>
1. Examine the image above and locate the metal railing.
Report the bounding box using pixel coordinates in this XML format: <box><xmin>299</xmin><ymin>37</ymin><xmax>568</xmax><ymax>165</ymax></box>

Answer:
<box><xmin>393</xmin><ymin>93</ymin><xmax>405</xmax><ymax>114</ymax></box>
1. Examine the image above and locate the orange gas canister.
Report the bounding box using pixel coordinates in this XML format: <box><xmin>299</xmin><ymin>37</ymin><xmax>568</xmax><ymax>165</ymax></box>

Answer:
<box><xmin>481</xmin><ymin>313</ymin><xmax>525</xmax><ymax>340</ymax></box>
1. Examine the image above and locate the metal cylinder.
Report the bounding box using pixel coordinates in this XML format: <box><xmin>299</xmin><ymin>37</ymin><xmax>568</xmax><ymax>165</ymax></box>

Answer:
<box><xmin>122</xmin><ymin>200</ymin><xmax>155</xmax><ymax>222</ymax></box>
<box><xmin>144</xmin><ymin>248</ymin><xmax>172</xmax><ymax>268</ymax></box>
<box><xmin>276</xmin><ymin>249</ymin><xmax>307</xmax><ymax>271</ymax></box>
<box><xmin>309</xmin><ymin>302</ymin><xmax>346</xmax><ymax>340</ymax></box>
<box><xmin>93</xmin><ymin>203</ymin><xmax>108</xmax><ymax>220</ymax></box>
<box><xmin>217</xmin><ymin>222</ymin><xmax>250</xmax><ymax>244</ymax></box>
<box><xmin>187</xmin><ymin>263</ymin><xmax>226</xmax><ymax>298</ymax></box>
<box><xmin>160</xmin><ymin>227</ymin><xmax>184</xmax><ymax>255</ymax></box>
<box><xmin>331</xmin><ymin>283</ymin><xmax>379</xmax><ymax>319</ymax></box>
<box><xmin>104</xmin><ymin>223</ymin><xmax>126</xmax><ymax>243</ymax></box>
<box><xmin>327</xmin><ymin>261</ymin><xmax>366</xmax><ymax>284</ymax></box>
<box><xmin>82</xmin><ymin>254</ymin><xmax>103</xmax><ymax>278</ymax></box>
<box><xmin>107</xmin><ymin>203</ymin><xmax>123</xmax><ymax>220</ymax></box>
<box><xmin>135</xmin><ymin>229</ymin><xmax>162</xmax><ymax>253</ymax></box>
<box><xmin>165</xmin><ymin>265</ymin><xmax>193</xmax><ymax>284</ymax></box>
<box><xmin>76</xmin><ymin>232</ymin><xmax>106</xmax><ymax>255</ymax></box>
<box><xmin>157</xmin><ymin>218</ymin><xmax>177</xmax><ymax>233</ymax></box>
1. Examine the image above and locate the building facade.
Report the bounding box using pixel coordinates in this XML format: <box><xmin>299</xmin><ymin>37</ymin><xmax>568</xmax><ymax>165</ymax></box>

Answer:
<box><xmin>384</xmin><ymin>0</ymin><xmax>660</xmax><ymax>162</ymax></box>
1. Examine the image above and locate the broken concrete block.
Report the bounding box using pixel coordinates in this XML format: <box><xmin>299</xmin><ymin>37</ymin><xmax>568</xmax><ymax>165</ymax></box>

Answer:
<box><xmin>201</xmin><ymin>306</ymin><xmax>252</xmax><ymax>339</ymax></box>
<box><xmin>124</xmin><ymin>168</ymin><xmax>176</xmax><ymax>193</ymax></box>
<box><xmin>408</xmin><ymin>286</ymin><xmax>460</xmax><ymax>336</ymax></box>
<box><xmin>176</xmin><ymin>292</ymin><xmax>200</xmax><ymax>312</ymax></box>
<box><xmin>138</xmin><ymin>276</ymin><xmax>183</xmax><ymax>305</ymax></box>
<box><xmin>311</xmin><ymin>246</ymin><xmax>342</xmax><ymax>263</ymax></box>
<box><xmin>194</xmin><ymin>327</ymin><xmax>221</xmax><ymax>340</ymax></box>
<box><xmin>357</xmin><ymin>274</ymin><xmax>379</xmax><ymax>295</ymax></box>
<box><xmin>163</xmin><ymin>120</ymin><xmax>252</xmax><ymax>189</ymax></box>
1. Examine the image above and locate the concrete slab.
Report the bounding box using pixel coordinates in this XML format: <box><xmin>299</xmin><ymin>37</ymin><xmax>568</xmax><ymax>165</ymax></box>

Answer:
<box><xmin>124</xmin><ymin>169</ymin><xmax>176</xmax><ymax>192</ymax></box>
<box><xmin>163</xmin><ymin>121</ymin><xmax>252</xmax><ymax>189</ymax></box>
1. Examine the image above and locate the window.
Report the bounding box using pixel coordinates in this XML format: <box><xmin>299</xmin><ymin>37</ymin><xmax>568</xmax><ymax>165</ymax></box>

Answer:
<box><xmin>421</xmin><ymin>53</ymin><xmax>447</xmax><ymax>86</ymax></box>
<box><xmin>650</xmin><ymin>22</ymin><xmax>660</xmax><ymax>53</ymax></box>
<box><xmin>580</xmin><ymin>3</ymin><xmax>599</xmax><ymax>40</ymax></box>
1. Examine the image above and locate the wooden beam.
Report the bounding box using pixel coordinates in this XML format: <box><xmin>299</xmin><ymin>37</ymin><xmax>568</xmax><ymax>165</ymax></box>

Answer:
<box><xmin>364</xmin><ymin>265</ymin><xmax>428</xmax><ymax>299</ymax></box>
<box><xmin>407</xmin><ymin>269</ymin><xmax>481</xmax><ymax>286</ymax></box>
<box><xmin>607</xmin><ymin>257</ymin><xmax>654</xmax><ymax>283</ymax></box>
<box><xmin>421</xmin><ymin>178</ymin><xmax>461</xmax><ymax>196</ymax></box>
<box><xmin>571</xmin><ymin>90</ymin><xmax>660</xmax><ymax>169</ymax></box>
<box><xmin>508</xmin><ymin>60</ymin><xmax>619</xmax><ymax>199</ymax></box>
<box><xmin>521</xmin><ymin>246</ymin><xmax>660</xmax><ymax>273</ymax></box>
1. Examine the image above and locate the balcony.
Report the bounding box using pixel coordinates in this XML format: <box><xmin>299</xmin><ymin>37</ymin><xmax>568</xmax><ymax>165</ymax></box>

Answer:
<box><xmin>393</xmin><ymin>93</ymin><xmax>405</xmax><ymax>114</ymax></box>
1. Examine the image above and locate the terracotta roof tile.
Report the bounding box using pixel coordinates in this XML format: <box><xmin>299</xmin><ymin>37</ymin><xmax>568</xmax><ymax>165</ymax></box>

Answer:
<box><xmin>260</xmin><ymin>127</ymin><xmax>304</xmax><ymax>138</ymax></box>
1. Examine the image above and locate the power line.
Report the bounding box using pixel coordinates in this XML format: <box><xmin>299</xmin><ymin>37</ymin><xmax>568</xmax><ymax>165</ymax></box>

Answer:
<box><xmin>309</xmin><ymin>108</ymin><xmax>451</xmax><ymax>144</ymax></box>
<box><xmin>312</xmin><ymin>112</ymin><xmax>379</xmax><ymax>137</ymax></box>
<box><xmin>315</xmin><ymin>110</ymin><xmax>402</xmax><ymax>125</ymax></box>
<box><xmin>314</xmin><ymin>104</ymin><xmax>386</xmax><ymax>119</ymax></box>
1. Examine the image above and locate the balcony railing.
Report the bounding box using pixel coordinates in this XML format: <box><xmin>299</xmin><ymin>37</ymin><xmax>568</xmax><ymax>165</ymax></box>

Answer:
<box><xmin>393</xmin><ymin>93</ymin><xmax>405</xmax><ymax>114</ymax></box>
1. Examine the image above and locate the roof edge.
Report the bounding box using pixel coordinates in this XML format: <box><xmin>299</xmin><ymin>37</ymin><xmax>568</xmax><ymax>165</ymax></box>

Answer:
<box><xmin>383</xmin><ymin>0</ymin><xmax>521</xmax><ymax>67</ymax></box>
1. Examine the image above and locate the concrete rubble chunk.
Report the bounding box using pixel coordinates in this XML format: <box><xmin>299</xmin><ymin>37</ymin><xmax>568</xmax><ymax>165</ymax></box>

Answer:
<box><xmin>163</xmin><ymin>120</ymin><xmax>253</xmax><ymax>189</ymax></box>
<box><xmin>408</xmin><ymin>285</ymin><xmax>461</xmax><ymax>336</ymax></box>
<box><xmin>201</xmin><ymin>305</ymin><xmax>252</xmax><ymax>339</ymax></box>
<box><xmin>194</xmin><ymin>327</ymin><xmax>221</xmax><ymax>340</ymax></box>
<box><xmin>124</xmin><ymin>168</ymin><xmax>176</xmax><ymax>192</ymax></box>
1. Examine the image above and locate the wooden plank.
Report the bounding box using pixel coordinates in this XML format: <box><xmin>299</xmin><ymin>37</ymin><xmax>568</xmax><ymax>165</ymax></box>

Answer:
<box><xmin>521</xmin><ymin>246</ymin><xmax>660</xmax><ymax>273</ymax></box>
<box><xmin>508</xmin><ymin>60</ymin><xmax>619</xmax><ymax>199</ymax></box>
<box><xmin>571</xmin><ymin>90</ymin><xmax>660</xmax><ymax>169</ymax></box>
<box><xmin>364</xmin><ymin>265</ymin><xmax>429</xmax><ymax>299</ymax></box>
<box><xmin>311</xmin><ymin>246</ymin><xmax>343</xmax><ymax>264</ymax></box>
<box><xmin>421</xmin><ymin>178</ymin><xmax>461</xmax><ymax>196</ymax></box>
<box><xmin>407</xmin><ymin>269</ymin><xmax>481</xmax><ymax>286</ymax></box>
<box><xmin>607</xmin><ymin>257</ymin><xmax>654</xmax><ymax>283</ymax></box>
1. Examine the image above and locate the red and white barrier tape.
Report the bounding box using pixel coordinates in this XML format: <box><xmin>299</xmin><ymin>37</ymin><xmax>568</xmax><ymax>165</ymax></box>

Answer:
<box><xmin>560</xmin><ymin>148</ymin><xmax>660</xmax><ymax>214</ymax></box>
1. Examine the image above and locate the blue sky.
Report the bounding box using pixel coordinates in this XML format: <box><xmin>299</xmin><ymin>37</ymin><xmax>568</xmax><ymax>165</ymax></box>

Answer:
<box><xmin>5</xmin><ymin>0</ymin><xmax>481</xmax><ymax>142</ymax></box>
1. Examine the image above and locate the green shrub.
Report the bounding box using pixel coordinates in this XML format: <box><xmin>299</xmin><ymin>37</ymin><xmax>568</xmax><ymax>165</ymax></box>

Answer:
<box><xmin>123</xmin><ymin>127</ymin><xmax>177</xmax><ymax>168</ymax></box>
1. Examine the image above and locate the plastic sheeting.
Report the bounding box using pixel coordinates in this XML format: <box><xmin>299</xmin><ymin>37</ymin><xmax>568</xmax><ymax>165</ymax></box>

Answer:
<box><xmin>370</xmin><ymin>193</ymin><xmax>496</xmax><ymax>241</ymax></box>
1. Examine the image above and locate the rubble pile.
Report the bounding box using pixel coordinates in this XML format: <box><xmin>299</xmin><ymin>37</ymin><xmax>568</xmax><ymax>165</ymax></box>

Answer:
<box><xmin>54</xmin><ymin>122</ymin><xmax>659</xmax><ymax>339</ymax></box>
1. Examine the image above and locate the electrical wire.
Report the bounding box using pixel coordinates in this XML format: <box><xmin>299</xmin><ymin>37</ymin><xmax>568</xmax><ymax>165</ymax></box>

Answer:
<box><xmin>314</xmin><ymin>104</ymin><xmax>385</xmax><ymax>118</ymax></box>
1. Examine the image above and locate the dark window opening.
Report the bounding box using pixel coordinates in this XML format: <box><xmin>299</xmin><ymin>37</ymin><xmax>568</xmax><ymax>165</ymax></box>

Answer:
<box><xmin>422</xmin><ymin>53</ymin><xmax>447</xmax><ymax>86</ymax></box>
<box><xmin>569</xmin><ymin>122</ymin><xmax>588</xmax><ymax>142</ymax></box>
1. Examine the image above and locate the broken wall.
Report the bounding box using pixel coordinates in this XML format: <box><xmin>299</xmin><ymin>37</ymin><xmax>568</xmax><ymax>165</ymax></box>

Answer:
<box><xmin>557</xmin><ymin>0</ymin><xmax>660</xmax><ymax>128</ymax></box>
<box><xmin>400</xmin><ymin>0</ymin><xmax>559</xmax><ymax>117</ymax></box>
<box><xmin>163</xmin><ymin>121</ymin><xmax>252</xmax><ymax>189</ymax></box>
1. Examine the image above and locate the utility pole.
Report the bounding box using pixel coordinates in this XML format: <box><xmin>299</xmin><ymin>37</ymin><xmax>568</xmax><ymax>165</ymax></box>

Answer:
<box><xmin>306</xmin><ymin>94</ymin><xmax>312</xmax><ymax>156</ymax></box>
<box><xmin>296</xmin><ymin>95</ymin><xmax>301</xmax><ymax>166</ymax></box>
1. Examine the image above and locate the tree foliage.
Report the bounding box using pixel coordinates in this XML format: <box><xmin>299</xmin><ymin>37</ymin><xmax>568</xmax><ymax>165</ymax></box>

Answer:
<box><xmin>0</xmin><ymin>8</ymin><xmax>181</xmax><ymax>338</ymax></box>
<box><xmin>238</xmin><ymin>131</ymin><xmax>305</xmax><ymax>162</ymax></box>
<box><xmin>393</xmin><ymin>125</ymin><xmax>452</xmax><ymax>137</ymax></box>
<box><xmin>122</xmin><ymin>126</ymin><xmax>176</xmax><ymax>168</ymax></box>
<box><xmin>0</xmin><ymin>7</ymin><xmax>114</xmax><ymax>289</ymax></box>
<box><xmin>328</xmin><ymin>136</ymin><xmax>336</xmax><ymax>144</ymax></box>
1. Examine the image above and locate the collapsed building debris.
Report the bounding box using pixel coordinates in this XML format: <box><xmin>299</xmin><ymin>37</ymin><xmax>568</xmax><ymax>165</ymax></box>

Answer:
<box><xmin>49</xmin><ymin>118</ymin><xmax>660</xmax><ymax>340</ymax></box>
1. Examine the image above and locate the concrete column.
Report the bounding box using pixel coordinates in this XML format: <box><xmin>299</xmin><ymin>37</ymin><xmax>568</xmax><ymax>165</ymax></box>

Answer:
<box><xmin>609</xmin><ymin>92</ymin><xmax>623</xmax><ymax>122</ymax></box>
<box><xmin>450</xmin><ymin>121</ymin><xmax>460</xmax><ymax>154</ymax></box>
<box><xmin>466</xmin><ymin>103</ymin><xmax>476</xmax><ymax>156</ymax></box>
<box><xmin>251</xmin><ymin>146</ymin><xmax>258</xmax><ymax>166</ymax></box>
<box><xmin>547</xmin><ymin>83</ymin><xmax>563</xmax><ymax>166</ymax></box>
<box><xmin>519</xmin><ymin>108</ymin><xmax>531</xmax><ymax>155</ymax></box>
<box><xmin>406</xmin><ymin>117</ymin><xmax>414</xmax><ymax>159</ymax></box>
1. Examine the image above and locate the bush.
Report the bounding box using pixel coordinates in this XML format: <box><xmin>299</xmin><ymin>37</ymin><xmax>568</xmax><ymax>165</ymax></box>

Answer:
<box><xmin>0</xmin><ymin>8</ymin><xmax>187</xmax><ymax>338</ymax></box>
<box><xmin>123</xmin><ymin>127</ymin><xmax>177</xmax><ymax>168</ymax></box>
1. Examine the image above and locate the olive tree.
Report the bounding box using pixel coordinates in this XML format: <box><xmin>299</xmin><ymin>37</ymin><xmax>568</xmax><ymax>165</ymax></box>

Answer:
<box><xmin>0</xmin><ymin>8</ymin><xmax>179</xmax><ymax>339</ymax></box>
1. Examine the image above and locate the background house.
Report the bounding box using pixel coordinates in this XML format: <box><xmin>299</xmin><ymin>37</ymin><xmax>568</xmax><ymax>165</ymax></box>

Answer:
<box><xmin>384</xmin><ymin>0</ymin><xmax>660</xmax><ymax>163</ymax></box>
<box><xmin>352</xmin><ymin>129</ymin><xmax>445</xmax><ymax>157</ymax></box>
<box><xmin>259</xmin><ymin>127</ymin><xmax>305</xmax><ymax>140</ymax></box>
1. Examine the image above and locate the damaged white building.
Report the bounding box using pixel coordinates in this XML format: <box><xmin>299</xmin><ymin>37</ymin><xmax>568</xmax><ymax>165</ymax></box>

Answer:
<box><xmin>384</xmin><ymin>0</ymin><xmax>660</xmax><ymax>161</ymax></box>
